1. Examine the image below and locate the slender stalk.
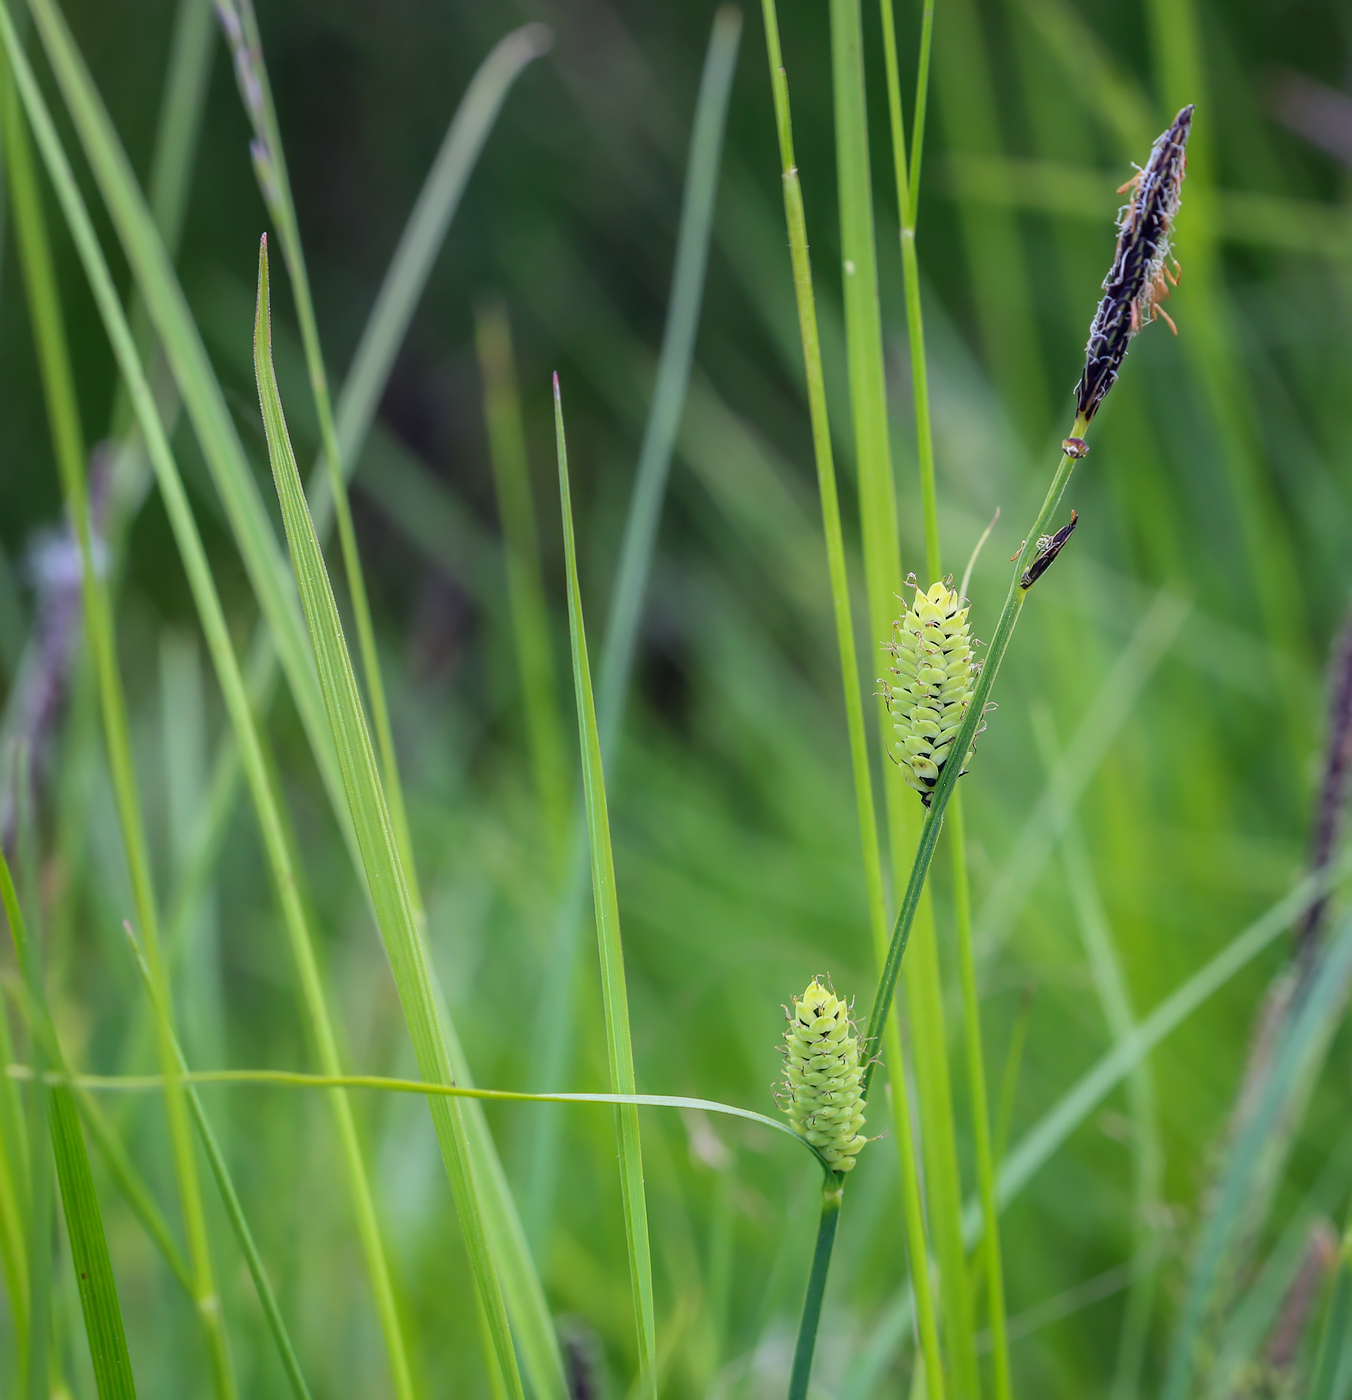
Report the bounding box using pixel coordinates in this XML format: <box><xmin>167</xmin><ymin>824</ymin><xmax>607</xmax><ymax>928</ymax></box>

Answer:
<box><xmin>788</xmin><ymin>1182</ymin><xmax>844</xmax><ymax>1400</ymax></box>
<box><xmin>879</xmin><ymin>0</ymin><xmax>939</xmax><ymax>573</ymax></box>
<box><xmin>759</xmin><ymin>1</ymin><xmax>945</xmax><ymax>1390</ymax></box>
<box><xmin>949</xmin><ymin>797</ymin><xmax>1011</xmax><ymax>1396</ymax></box>
<box><xmin>0</xmin><ymin>44</ymin><xmax>235</xmax><ymax>1399</ymax></box>
<box><xmin>880</xmin><ymin>2</ymin><xmax>1012</xmax><ymax>1393</ymax></box>
<box><xmin>864</xmin><ymin>0</ymin><xmax>980</xmax><ymax>1388</ymax></box>
<box><xmin>863</xmin><ymin>426</ymin><xmax>1088</xmax><ymax>1090</ymax></box>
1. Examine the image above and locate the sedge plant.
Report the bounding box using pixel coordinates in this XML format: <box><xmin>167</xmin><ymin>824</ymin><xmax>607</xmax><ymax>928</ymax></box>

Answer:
<box><xmin>778</xmin><ymin>100</ymin><xmax>1195</xmax><ymax>1399</ymax></box>
<box><xmin>15</xmin><ymin>2</ymin><xmax>1349</xmax><ymax>1397</ymax></box>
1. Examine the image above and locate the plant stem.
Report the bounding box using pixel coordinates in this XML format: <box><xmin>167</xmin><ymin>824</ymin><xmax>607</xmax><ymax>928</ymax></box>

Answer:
<box><xmin>949</xmin><ymin>794</ymin><xmax>1011</xmax><ymax>1399</ymax></box>
<box><xmin>862</xmin><ymin>420</ymin><xmax>1088</xmax><ymax>1095</ymax></box>
<box><xmin>789</xmin><ymin>1180</ymin><xmax>844</xmax><ymax>1400</ymax></box>
<box><xmin>759</xmin><ymin>2</ymin><xmax>947</xmax><ymax>1389</ymax></box>
<box><xmin>882</xmin><ymin>0</ymin><xmax>1008</xmax><ymax>1388</ymax></box>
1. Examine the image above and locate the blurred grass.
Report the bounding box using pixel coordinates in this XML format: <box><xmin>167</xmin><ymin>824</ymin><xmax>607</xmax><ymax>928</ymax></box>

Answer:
<box><xmin>0</xmin><ymin>0</ymin><xmax>1350</xmax><ymax>1397</ymax></box>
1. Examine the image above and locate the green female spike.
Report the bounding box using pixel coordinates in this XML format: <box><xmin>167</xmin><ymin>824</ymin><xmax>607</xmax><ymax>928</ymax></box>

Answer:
<box><xmin>777</xmin><ymin>979</ymin><xmax>868</xmax><ymax>1173</ymax></box>
<box><xmin>883</xmin><ymin>578</ymin><xmax>980</xmax><ymax>806</ymax></box>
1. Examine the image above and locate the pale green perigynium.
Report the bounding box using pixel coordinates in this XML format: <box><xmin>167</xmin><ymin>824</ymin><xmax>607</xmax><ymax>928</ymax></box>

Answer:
<box><xmin>778</xmin><ymin>979</ymin><xmax>867</xmax><ymax>1173</ymax></box>
<box><xmin>883</xmin><ymin>578</ymin><xmax>979</xmax><ymax>806</ymax></box>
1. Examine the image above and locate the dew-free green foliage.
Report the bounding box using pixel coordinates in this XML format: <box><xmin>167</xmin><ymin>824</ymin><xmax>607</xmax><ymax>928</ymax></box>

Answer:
<box><xmin>2</xmin><ymin>1</ymin><xmax>1352</xmax><ymax>1398</ymax></box>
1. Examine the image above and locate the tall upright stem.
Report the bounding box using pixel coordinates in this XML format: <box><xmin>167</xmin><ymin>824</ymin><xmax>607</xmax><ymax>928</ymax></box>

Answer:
<box><xmin>788</xmin><ymin>1181</ymin><xmax>844</xmax><ymax>1400</ymax></box>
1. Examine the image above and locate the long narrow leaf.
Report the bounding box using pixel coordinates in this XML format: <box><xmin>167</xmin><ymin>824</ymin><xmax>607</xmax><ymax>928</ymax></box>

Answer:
<box><xmin>1163</xmin><ymin>916</ymin><xmax>1352</xmax><ymax>1400</ymax></box>
<box><xmin>122</xmin><ymin>927</ymin><xmax>315</xmax><ymax>1400</ymax></box>
<box><xmin>554</xmin><ymin>375</ymin><xmax>656</xmax><ymax>1392</ymax></box>
<box><xmin>23</xmin><ymin>0</ymin><xmax>352</xmax><ymax>861</ymax></box>
<box><xmin>0</xmin><ymin>16</ymin><xmax>427</xmax><ymax>1397</ymax></box>
<box><xmin>828</xmin><ymin>0</ymin><xmax>978</xmax><ymax>1386</ymax></box>
<box><xmin>0</xmin><ymin>26</ymin><xmax>234</xmax><ymax>1394</ymax></box>
<box><xmin>8</xmin><ymin>1067</ymin><xmax>830</xmax><ymax>1170</ymax></box>
<box><xmin>522</xmin><ymin>0</ymin><xmax>741</xmax><ymax>1255</ymax></box>
<box><xmin>847</xmin><ymin>864</ymin><xmax>1352</xmax><ymax>1392</ymax></box>
<box><xmin>1</xmin><ymin>851</ymin><xmax>137</xmax><ymax>1400</ymax></box>
<box><xmin>477</xmin><ymin>300</ymin><xmax>570</xmax><ymax>867</ymax></box>
<box><xmin>253</xmin><ymin>236</ymin><xmax>524</xmax><ymax>1398</ymax></box>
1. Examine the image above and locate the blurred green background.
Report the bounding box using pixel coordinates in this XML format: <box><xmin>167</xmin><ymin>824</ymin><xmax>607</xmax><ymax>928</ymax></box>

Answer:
<box><xmin>2</xmin><ymin>0</ymin><xmax>1352</xmax><ymax>1395</ymax></box>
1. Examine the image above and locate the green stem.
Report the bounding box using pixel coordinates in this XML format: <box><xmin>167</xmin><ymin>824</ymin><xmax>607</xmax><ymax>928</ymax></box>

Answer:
<box><xmin>883</xmin><ymin>0</ymin><xmax>1008</xmax><ymax>1388</ymax></box>
<box><xmin>949</xmin><ymin>794</ymin><xmax>1011</xmax><ymax>1399</ymax></box>
<box><xmin>759</xmin><ymin>3</ymin><xmax>946</xmax><ymax>1389</ymax></box>
<box><xmin>862</xmin><ymin>423</ymin><xmax>1087</xmax><ymax>1095</ymax></box>
<box><xmin>788</xmin><ymin>1181</ymin><xmax>844</xmax><ymax>1400</ymax></box>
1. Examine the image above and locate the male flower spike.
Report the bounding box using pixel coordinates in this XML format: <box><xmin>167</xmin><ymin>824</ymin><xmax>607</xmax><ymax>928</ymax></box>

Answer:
<box><xmin>778</xmin><ymin>978</ymin><xmax>868</xmax><ymax>1173</ymax></box>
<box><xmin>883</xmin><ymin>579</ymin><xmax>979</xmax><ymax>806</ymax></box>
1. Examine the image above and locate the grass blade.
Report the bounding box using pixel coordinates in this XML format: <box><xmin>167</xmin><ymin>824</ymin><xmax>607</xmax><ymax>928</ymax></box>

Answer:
<box><xmin>253</xmin><ymin>235</ymin><xmax>524</xmax><ymax>1398</ymax></box>
<box><xmin>758</xmin><ymin>0</ymin><xmax>945</xmax><ymax>1391</ymax></box>
<box><xmin>324</xmin><ymin>24</ymin><xmax>552</xmax><ymax>502</ymax></box>
<box><xmin>879</xmin><ymin>0</ymin><xmax>1014</xmax><ymax>1389</ymax></box>
<box><xmin>0</xmin><ymin>758</ymin><xmax>29</xmax><ymax>1387</ymax></box>
<box><xmin>1144</xmin><ymin>0</ymin><xmax>1309</xmax><ymax>747</ymax></box>
<box><xmin>477</xmin><ymin>299</ymin><xmax>570</xmax><ymax>867</ymax></box>
<box><xmin>522</xmin><ymin>5</ymin><xmax>740</xmax><ymax>1248</ymax></box>
<box><xmin>0</xmin><ymin>30</ymin><xmax>234</xmax><ymax>1394</ymax></box>
<box><xmin>1</xmin><ymin>851</ymin><xmax>137</xmax><ymax>1399</ymax></box>
<box><xmin>0</xmin><ymin>19</ymin><xmax>426</xmax><ymax>1395</ymax></box>
<box><xmin>205</xmin><ymin>30</ymin><xmax>566</xmax><ymax>1383</ymax></box>
<box><xmin>850</xmin><ymin>858</ymin><xmax>1352</xmax><ymax>1389</ymax></box>
<box><xmin>553</xmin><ymin>374</ymin><xmax>657</xmax><ymax>1393</ymax></box>
<box><xmin>10</xmin><ymin>1068</ymin><xmax>830</xmax><ymax>1170</ymax></box>
<box><xmin>0</xmin><ymin>13</ymin><xmax>438</xmax><ymax>1391</ymax></box>
<box><xmin>1042</xmin><ymin>720</ymin><xmax>1162</xmax><ymax>1400</ymax></box>
<box><xmin>829</xmin><ymin>0</ymin><xmax>978</xmax><ymax>1387</ymax></box>
<box><xmin>1162</xmin><ymin>919</ymin><xmax>1352</xmax><ymax>1399</ymax></box>
<box><xmin>23</xmin><ymin>0</ymin><xmax>353</xmax><ymax>860</ymax></box>
<box><xmin>121</xmin><ymin>927</ymin><xmax>314</xmax><ymax>1400</ymax></box>
<box><xmin>217</xmin><ymin>0</ymin><xmax>424</xmax><ymax>914</ymax></box>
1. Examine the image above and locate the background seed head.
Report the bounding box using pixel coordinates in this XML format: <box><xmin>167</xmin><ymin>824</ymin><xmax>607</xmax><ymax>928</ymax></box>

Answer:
<box><xmin>778</xmin><ymin>978</ymin><xmax>867</xmax><ymax>1173</ymax></box>
<box><xmin>882</xmin><ymin>580</ymin><xmax>979</xmax><ymax>806</ymax></box>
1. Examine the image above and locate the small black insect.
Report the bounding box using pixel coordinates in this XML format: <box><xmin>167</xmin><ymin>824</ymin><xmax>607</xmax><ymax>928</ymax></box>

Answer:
<box><xmin>1021</xmin><ymin>511</ymin><xmax>1078</xmax><ymax>590</ymax></box>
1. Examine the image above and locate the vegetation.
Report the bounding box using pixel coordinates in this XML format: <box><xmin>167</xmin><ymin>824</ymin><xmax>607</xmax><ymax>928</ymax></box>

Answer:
<box><xmin>1</xmin><ymin>0</ymin><xmax>1351</xmax><ymax>1397</ymax></box>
